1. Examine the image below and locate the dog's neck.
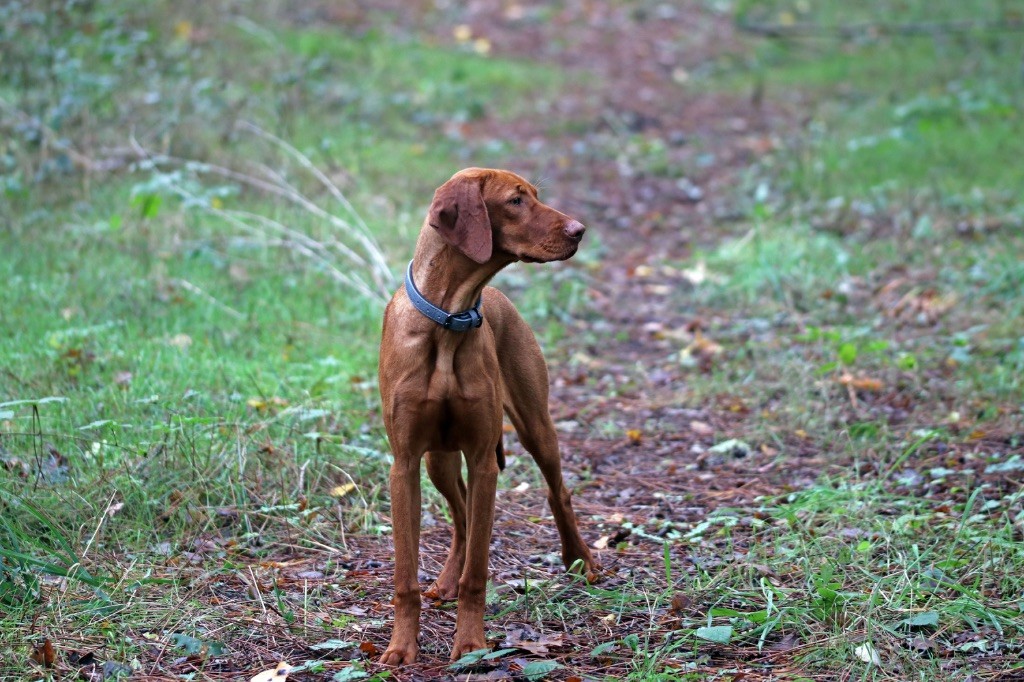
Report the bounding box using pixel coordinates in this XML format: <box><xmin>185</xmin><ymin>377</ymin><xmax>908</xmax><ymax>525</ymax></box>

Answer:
<box><xmin>410</xmin><ymin>226</ymin><xmax>512</xmax><ymax>313</ymax></box>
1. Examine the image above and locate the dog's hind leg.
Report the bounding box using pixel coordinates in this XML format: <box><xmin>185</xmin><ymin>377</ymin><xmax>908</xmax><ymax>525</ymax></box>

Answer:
<box><xmin>498</xmin><ymin>317</ymin><xmax>598</xmax><ymax>580</ymax></box>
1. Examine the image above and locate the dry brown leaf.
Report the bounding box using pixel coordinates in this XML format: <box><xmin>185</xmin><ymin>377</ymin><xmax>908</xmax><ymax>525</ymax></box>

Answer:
<box><xmin>30</xmin><ymin>638</ymin><xmax>56</xmax><ymax>667</ymax></box>
<box><xmin>837</xmin><ymin>372</ymin><xmax>885</xmax><ymax>392</ymax></box>
<box><xmin>852</xmin><ymin>377</ymin><xmax>884</xmax><ymax>392</ymax></box>
<box><xmin>503</xmin><ymin>630</ymin><xmax>565</xmax><ymax>655</ymax></box>
<box><xmin>682</xmin><ymin>330</ymin><xmax>723</xmax><ymax>358</ymax></box>
<box><xmin>670</xmin><ymin>592</ymin><xmax>693</xmax><ymax>614</ymax></box>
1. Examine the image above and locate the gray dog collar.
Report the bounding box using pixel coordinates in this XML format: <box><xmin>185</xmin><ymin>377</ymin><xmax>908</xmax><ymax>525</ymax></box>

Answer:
<box><xmin>404</xmin><ymin>260</ymin><xmax>483</xmax><ymax>332</ymax></box>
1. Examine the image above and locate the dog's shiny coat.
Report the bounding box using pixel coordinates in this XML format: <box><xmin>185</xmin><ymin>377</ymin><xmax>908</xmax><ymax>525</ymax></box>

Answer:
<box><xmin>378</xmin><ymin>168</ymin><xmax>598</xmax><ymax>664</ymax></box>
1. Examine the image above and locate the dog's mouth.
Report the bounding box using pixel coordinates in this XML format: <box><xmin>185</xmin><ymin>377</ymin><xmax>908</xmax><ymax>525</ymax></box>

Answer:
<box><xmin>519</xmin><ymin>242</ymin><xmax>579</xmax><ymax>263</ymax></box>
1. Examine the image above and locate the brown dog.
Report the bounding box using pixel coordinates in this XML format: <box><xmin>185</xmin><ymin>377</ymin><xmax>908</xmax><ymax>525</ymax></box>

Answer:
<box><xmin>377</xmin><ymin>168</ymin><xmax>598</xmax><ymax>664</ymax></box>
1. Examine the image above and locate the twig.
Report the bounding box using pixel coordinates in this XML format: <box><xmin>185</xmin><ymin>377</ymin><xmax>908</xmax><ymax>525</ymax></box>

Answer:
<box><xmin>81</xmin><ymin>492</ymin><xmax>118</xmax><ymax>560</ymax></box>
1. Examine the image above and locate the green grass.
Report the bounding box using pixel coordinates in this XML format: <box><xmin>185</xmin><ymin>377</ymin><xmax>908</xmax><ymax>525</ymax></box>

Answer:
<box><xmin>662</xmin><ymin>5</ymin><xmax>1024</xmax><ymax>675</ymax></box>
<box><xmin>683</xmin><ymin>0</ymin><xmax>1024</xmax><ymax>412</ymax></box>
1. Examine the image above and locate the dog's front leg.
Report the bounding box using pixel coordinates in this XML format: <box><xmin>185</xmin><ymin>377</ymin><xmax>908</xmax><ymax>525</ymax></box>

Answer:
<box><xmin>450</xmin><ymin>447</ymin><xmax>500</xmax><ymax>661</ymax></box>
<box><xmin>380</xmin><ymin>449</ymin><xmax>423</xmax><ymax>665</ymax></box>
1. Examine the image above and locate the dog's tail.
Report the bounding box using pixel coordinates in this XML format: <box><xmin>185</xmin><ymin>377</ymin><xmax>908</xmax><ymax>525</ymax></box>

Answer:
<box><xmin>496</xmin><ymin>439</ymin><xmax>506</xmax><ymax>471</ymax></box>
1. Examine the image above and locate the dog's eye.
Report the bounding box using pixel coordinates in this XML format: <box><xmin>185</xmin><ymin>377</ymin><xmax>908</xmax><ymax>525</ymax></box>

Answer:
<box><xmin>508</xmin><ymin>196</ymin><xmax>522</xmax><ymax>206</ymax></box>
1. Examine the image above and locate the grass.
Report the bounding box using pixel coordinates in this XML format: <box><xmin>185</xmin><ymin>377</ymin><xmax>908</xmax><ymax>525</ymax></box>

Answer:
<box><xmin>3</xmin><ymin>0</ymin><xmax>1024</xmax><ymax>679</ymax></box>
<box><xmin>667</xmin><ymin>0</ymin><xmax>1024</xmax><ymax>676</ymax></box>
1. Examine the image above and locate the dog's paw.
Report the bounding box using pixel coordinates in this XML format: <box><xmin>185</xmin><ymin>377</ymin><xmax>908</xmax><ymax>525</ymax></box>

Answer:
<box><xmin>379</xmin><ymin>642</ymin><xmax>418</xmax><ymax>666</ymax></box>
<box><xmin>450</xmin><ymin>640</ymin><xmax>488</xmax><ymax>663</ymax></box>
<box><xmin>423</xmin><ymin>579</ymin><xmax>459</xmax><ymax>601</ymax></box>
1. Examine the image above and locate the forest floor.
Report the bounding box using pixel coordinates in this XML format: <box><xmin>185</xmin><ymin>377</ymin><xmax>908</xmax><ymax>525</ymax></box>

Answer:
<box><xmin>2</xmin><ymin>1</ymin><xmax>1022</xmax><ymax>680</ymax></box>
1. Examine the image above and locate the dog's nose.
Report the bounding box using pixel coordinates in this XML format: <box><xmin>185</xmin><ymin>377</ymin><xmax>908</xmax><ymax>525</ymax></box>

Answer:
<box><xmin>564</xmin><ymin>220</ymin><xmax>586</xmax><ymax>242</ymax></box>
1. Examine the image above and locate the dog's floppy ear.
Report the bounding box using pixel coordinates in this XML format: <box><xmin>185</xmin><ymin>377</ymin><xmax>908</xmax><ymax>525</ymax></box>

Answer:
<box><xmin>428</xmin><ymin>174</ymin><xmax>492</xmax><ymax>264</ymax></box>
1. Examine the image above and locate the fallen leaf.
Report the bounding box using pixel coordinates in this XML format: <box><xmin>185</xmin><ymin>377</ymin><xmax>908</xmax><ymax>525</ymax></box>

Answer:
<box><xmin>837</xmin><ymin>373</ymin><xmax>884</xmax><ymax>392</ymax></box>
<box><xmin>681</xmin><ymin>260</ymin><xmax>711</xmax><ymax>284</ymax></box>
<box><xmin>670</xmin><ymin>592</ymin><xmax>693</xmax><ymax>614</ymax></box>
<box><xmin>854</xmin><ymin>641</ymin><xmax>881</xmax><ymax>665</ymax></box>
<box><xmin>103</xmin><ymin>661</ymin><xmax>133</xmax><ymax>678</ymax></box>
<box><xmin>694</xmin><ymin>625</ymin><xmax>733</xmax><ymax>644</ymax></box>
<box><xmin>770</xmin><ymin>633</ymin><xmax>802</xmax><ymax>651</ymax></box>
<box><xmin>358</xmin><ymin>641</ymin><xmax>379</xmax><ymax>657</ymax></box>
<box><xmin>632</xmin><ymin>264</ymin><xmax>656</xmax><ymax>277</ymax></box>
<box><xmin>689</xmin><ymin>420</ymin><xmax>714</xmax><ymax>436</ymax></box>
<box><xmin>903</xmin><ymin>610</ymin><xmax>939</xmax><ymax>628</ymax></box>
<box><xmin>709</xmin><ymin>439</ymin><xmax>751</xmax><ymax>457</ymax></box>
<box><xmin>330</xmin><ymin>483</ymin><xmax>357</xmax><ymax>498</ymax></box>
<box><xmin>30</xmin><ymin>638</ymin><xmax>56</xmax><ymax>667</ymax></box>
<box><xmin>309</xmin><ymin>639</ymin><xmax>355</xmax><ymax>652</ymax></box>
<box><xmin>521</xmin><ymin>660</ymin><xmax>562</xmax><ymax>681</ymax></box>
<box><xmin>503</xmin><ymin>629</ymin><xmax>564</xmax><ymax>655</ymax></box>
<box><xmin>680</xmin><ymin>330</ymin><xmax>723</xmax><ymax>368</ymax></box>
<box><xmin>250</xmin><ymin>661</ymin><xmax>291</xmax><ymax>682</ymax></box>
<box><xmin>909</xmin><ymin>636</ymin><xmax>937</xmax><ymax>655</ymax></box>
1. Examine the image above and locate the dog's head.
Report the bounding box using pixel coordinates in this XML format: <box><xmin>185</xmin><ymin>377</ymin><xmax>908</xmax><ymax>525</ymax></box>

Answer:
<box><xmin>427</xmin><ymin>168</ymin><xmax>585</xmax><ymax>265</ymax></box>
